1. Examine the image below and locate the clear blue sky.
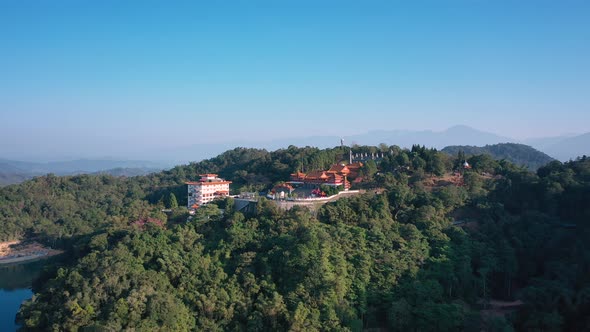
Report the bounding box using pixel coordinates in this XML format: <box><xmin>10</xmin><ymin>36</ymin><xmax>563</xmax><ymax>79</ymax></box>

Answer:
<box><xmin>1</xmin><ymin>0</ymin><xmax>589</xmax><ymax>160</ymax></box>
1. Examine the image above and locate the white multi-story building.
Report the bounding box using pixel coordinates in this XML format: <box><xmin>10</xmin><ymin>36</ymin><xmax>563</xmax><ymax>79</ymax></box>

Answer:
<box><xmin>187</xmin><ymin>174</ymin><xmax>232</xmax><ymax>209</ymax></box>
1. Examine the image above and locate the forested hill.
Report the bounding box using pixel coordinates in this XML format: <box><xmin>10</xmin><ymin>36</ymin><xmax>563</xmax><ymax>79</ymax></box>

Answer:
<box><xmin>442</xmin><ymin>143</ymin><xmax>554</xmax><ymax>170</ymax></box>
<box><xmin>0</xmin><ymin>159</ymin><xmax>164</xmax><ymax>187</ymax></box>
<box><xmin>0</xmin><ymin>146</ymin><xmax>356</xmax><ymax>242</ymax></box>
<box><xmin>2</xmin><ymin>145</ymin><xmax>590</xmax><ymax>331</ymax></box>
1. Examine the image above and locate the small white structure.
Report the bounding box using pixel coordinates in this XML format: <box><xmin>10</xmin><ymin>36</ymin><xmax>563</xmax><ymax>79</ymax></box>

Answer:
<box><xmin>187</xmin><ymin>174</ymin><xmax>232</xmax><ymax>210</ymax></box>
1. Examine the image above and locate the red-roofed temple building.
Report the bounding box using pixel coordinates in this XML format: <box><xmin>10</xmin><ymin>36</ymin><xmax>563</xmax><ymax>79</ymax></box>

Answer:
<box><xmin>186</xmin><ymin>174</ymin><xmax>232</xmax><ymax>210</ymax></box>
<box><xmin>289</xmin><ymin>163</ymin><xmax>363</xmax><ymax>190</ymax></box>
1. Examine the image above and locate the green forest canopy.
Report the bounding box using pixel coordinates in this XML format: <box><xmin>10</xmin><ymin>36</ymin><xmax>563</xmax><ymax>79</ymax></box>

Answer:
<box><xmin>0</xmin><ymin>145</ymin><xmax>589</xmax><ymax>331</ymax></box>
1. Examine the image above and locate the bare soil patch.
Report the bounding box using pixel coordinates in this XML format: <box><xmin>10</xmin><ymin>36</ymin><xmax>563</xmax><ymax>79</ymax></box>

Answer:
<box><xmin>0</xmin><ymin>240</ymin><xmax>63</xmax><ymax>265</ymax></box>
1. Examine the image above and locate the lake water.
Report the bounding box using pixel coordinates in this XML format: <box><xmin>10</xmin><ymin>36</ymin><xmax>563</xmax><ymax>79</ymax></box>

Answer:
<box><xmin>0</xmin><ymin>260</ymin><xmax>46</xmax><ymax>331</ymax></box>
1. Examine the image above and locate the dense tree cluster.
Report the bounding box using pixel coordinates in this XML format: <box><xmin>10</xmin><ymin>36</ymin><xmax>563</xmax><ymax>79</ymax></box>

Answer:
<box><xmin>18</xmin><ymin>191</ymin><xmax>471</xmax><ymax>331</ymax></box>
<box><xmin>0</xmin><ymin>174</ymin><xmax>167</xmax><ymax>243</ymax></box>
<box><xmin>1</xmin><ymin>146</ymin><xmax>589</xmax><ymax>331</ymax></box>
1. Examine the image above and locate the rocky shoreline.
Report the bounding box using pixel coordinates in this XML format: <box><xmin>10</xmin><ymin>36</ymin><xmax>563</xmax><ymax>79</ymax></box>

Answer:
<box><xmin>0</xmin><ymin>240</ymin><xmax>63</xmax><ymax>265</ymax></box>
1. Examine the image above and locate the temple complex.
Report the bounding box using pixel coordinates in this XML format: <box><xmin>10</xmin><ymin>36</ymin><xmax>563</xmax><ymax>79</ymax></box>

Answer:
<box><xmin>288</xmin><ymin>162</ymin><xmax>364</xmax><ymax>190</ymax></box>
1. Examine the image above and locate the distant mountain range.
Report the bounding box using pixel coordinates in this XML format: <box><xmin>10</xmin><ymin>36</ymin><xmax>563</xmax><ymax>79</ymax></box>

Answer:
<box><xmin>1</xmin><ymin>125</ymin><xmax>587</xmax><ymax>185</ymax></box>
<box><xmin>162</xmin><ymin>125</ymin><xmax>588</xmax><ymax>164</ymax></box>
<box><xmin>255</xmin><ymin>125</ymin><xmax>515</xmax><ymax>152</ymax></box>
<box><xmin>524</xmin><ymin>133</ymin><xmax>590</xmax><ymax>162</ymax></box>
<box><xmin>151</xmin><ymin>125</ymin><xmax>515</xmax><ymax>164</ymax></box>
<box><xmin>0</xmin><ymin>159</ymin><xmax>164</xmax><ymax>186</ymax></box>
<box><xmin>343</xmin><ymin>125</ymin><xmax>514</xmax><ymax>150</ymax></box>
<box><xmin>442</xmin><ymin>143</ymin><xmax>554</xmax><ymax>170</ymax></box>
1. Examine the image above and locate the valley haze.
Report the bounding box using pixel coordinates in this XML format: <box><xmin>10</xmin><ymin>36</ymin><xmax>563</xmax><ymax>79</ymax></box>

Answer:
<box><xmin>3</xmin><ymin>125</ymin><xmax>585</xmax><ymax>165</ymax></box>
<box><xmin>1</xmin><ymin>125</ymin><xmax>586</xmax><ymax>187</ymax></box>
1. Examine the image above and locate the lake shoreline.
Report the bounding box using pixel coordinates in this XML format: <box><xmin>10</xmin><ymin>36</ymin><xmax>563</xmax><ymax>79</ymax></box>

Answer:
<box><xmin>1</xmin><ymin>257</ymin><xmax>49</xmax><ymax>332</ymax></box>
<box><xmin>0</xmin><ymin>240</ymin><xmax>64</xmax><ymax>266</ymax></box>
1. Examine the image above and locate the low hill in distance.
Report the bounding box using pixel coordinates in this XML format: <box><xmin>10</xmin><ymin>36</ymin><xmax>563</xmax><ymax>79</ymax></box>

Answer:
<box><xmin>530</xmin><ymin>132</ymin><xmax>590</xmax><ymax>162</ymax></box>
<box><xmin>0</xmin><ymin>159</ymin><xmax>165</xmax><ymax>186</ymax></box>
<box><xmin>0</xmin><ymin>171</ymin><xmax>34</xmax><ymax>186</ymax></box>
<box><xmin>442</xmin><ymin>143</ymin><xmax>554</xmax><ymax>170</ymax></box>
<box><xmin>0</xmin><ymin>161</ymin><xmax>41</xmax><ymax>186</ymax></box>
<box><xmin>91</xmin><ymin>167</ymin><xmax>161</xmax><ymax>177</ymax></box>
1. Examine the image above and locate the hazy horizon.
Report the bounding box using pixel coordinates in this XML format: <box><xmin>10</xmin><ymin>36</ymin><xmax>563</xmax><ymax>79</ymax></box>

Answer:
<box><xmin>0</xmin><ymin>124</ymin><xmax>583</xmax><ymax>164</ymax></box>
<box><xmin>1</xmin><ymin>1</ymin><xmax>589</xmax><ymax>161</ymax></box>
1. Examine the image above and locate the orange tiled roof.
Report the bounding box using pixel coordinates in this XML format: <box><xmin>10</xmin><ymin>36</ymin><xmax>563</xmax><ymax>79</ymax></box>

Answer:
<box><xmin>290</xmin><ymin>172</ymin><xmax>306</xmax><ymax>181</ymax></box>
<box><xmin>328</xmin><ymin>164</ymin><xmax>350</xmax><ymax>174</ymax></box>
<box><xmin>305</xmin><ymin>171</ymin><xmax>328</xmax><ymax>180</ymax></box>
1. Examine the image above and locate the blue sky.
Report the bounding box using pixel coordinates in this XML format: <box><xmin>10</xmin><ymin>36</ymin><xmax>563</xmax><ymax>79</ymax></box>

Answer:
<box><xmin>1</xmin><ymin>1</ymin><xmax>589</xmax><ymax>160</ymax></box>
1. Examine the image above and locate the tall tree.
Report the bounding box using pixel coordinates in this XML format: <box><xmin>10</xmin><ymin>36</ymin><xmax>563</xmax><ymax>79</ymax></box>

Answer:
<box><xmin>169</xmin><ymin>193</ymin><xmax>179</xmax><ymax>209</ymax></box>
